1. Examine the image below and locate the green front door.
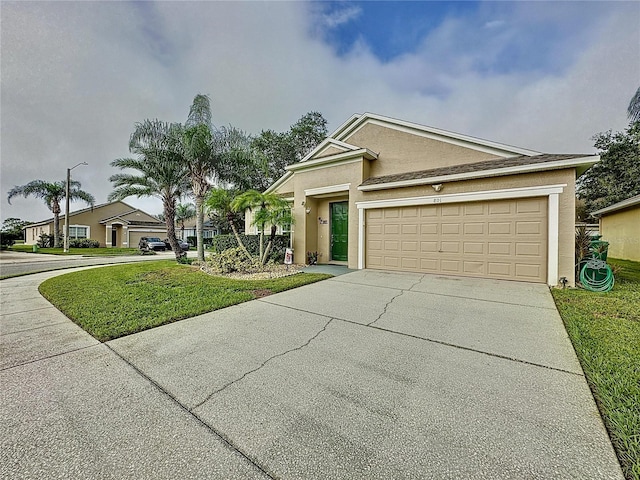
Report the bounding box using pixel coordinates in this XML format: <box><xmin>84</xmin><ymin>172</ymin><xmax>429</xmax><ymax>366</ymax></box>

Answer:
<box><xmin>330</xmin><ymin>202</ymin><xmax>348</xmax><ymax>261</ymax></box>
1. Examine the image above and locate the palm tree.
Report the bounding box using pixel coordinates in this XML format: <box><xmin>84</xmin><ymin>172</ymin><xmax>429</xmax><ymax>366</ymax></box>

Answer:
<box><xmin>175</xmin><ymin>202</ymin><xmax>196</xmax><ymax>239</ymax></box>
<box><xmin>183</xmin><ymin>94</ymin><xmax>217</xmax><ymax>262</ymax></box>
<box><xmin>231</xmin><ymin>190</ymin><xmax>293</xmax><ymax>264</ymax></box>
<box><xmin>7</xmin><ymin>180</ymin><xmax>95</xmax><ymax>248</ymax></box>
<box><xmin>628</xmin><ymin>86</ymin><xmax>640</xmax><ymax>123</ymax></box>
<box><xmin>109</xmin><ymin>119</ymin><xmax>189</xmax><ymax>260</ymax></box>
<box><xmin>205</xmin><ymin>188</ymin><xmax>252</xmax><ymax>261</ymax></box>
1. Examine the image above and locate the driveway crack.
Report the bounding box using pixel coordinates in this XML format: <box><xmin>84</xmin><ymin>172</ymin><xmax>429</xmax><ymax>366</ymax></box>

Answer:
<box><xmin>192</xmin><ymin>318</ymin><xmax>334</xmax><ymax>410</ymax></box>
<box><xmin>367</xmin><ymin>275</ymin><xmax>424</xmax><ymax>326</ymax></box>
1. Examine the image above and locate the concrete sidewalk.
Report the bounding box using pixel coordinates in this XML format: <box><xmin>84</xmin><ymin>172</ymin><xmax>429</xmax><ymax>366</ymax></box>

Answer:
<box><xmin>1</xmin><ymin>267</ymin><xmax>624</xmax><ymax>479</ymax></box>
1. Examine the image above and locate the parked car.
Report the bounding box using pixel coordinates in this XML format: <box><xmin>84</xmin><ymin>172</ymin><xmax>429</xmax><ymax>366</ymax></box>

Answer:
<box><xmin>163</xmin><ymin>238</ymin><xmax>189</xmax><ymax>251</ymax></box>
<box><xmin>138</xmin><ymin>237</ymin><xmax>166</xmax><ymax>251</ymax></box>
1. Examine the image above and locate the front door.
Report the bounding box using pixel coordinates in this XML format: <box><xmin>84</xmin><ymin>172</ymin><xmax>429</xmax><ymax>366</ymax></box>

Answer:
<box><xmin>330</xmin><ymin>202</ymin><xmax>348</xmax><ymax>261</ymax></box>
<box><xmin>111</xmin><ymin>228</ymin><xmax>117</xmax><ymax>247</ymax></box>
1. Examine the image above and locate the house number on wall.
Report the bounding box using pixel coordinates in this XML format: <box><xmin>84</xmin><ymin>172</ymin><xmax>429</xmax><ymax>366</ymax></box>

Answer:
<box><xmin>433</xmin><ymin>198</ymin><xmax>442</xmax><ymax>203</ymax></box>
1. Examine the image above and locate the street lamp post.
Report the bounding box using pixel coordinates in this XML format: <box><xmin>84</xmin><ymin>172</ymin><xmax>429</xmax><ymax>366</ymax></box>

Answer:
<box><xmin>64</xmin><ymin>162</ymin><xmax>88</xmax><ymax>253</ymax></box>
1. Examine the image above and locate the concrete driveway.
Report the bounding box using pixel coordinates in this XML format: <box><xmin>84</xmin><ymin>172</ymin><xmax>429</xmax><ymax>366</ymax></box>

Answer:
<box><xmin>1</xmin><ymin>268</ymin><xmax>623</xmax><ymax>479</ymax></box>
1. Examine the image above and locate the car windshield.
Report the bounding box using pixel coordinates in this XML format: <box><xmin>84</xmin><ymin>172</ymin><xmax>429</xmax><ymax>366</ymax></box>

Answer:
<box><xmin>146</xmin><ymin>237</ymin><xmax>162</xmax><ymax>242</ymax></box>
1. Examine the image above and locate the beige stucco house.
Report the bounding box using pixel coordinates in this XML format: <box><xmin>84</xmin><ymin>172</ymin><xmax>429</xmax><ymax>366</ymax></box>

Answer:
<box><xmin>261</xmin><ymin>113</ymin><xmax>599</xmax><ymax>286</ymax></box>
<box><xmin>592</xmin><ymin>195</ymin><xmax>640</xmax><ymax>262</ymax></box>
<box><xmin>24</xmin><ymin>201</ymin><xmax>166</xmax><ymax>248</ymax></box>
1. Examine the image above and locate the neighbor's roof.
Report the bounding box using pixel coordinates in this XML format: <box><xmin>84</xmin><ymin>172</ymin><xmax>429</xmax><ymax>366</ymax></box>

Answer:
<box><xmin>24</xmin><ymin>200</ymin><xmax>154</xmax><ymax>228</ymax></box>
<box><xmin>591</xmin><ymin>194</ymin><xmax>640</xmax><ymax>216</ymax></box>
<box><xmin>358</xmin><ymin>154</ymin><xmax>599</xmax><ymax>191</ymax></box>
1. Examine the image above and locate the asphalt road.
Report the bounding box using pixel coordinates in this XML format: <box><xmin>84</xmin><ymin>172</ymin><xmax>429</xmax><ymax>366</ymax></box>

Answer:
<box><xmin>0</xmin><ymin>250</ymin><xmax>187</xmax><ymax>277</ymax></box>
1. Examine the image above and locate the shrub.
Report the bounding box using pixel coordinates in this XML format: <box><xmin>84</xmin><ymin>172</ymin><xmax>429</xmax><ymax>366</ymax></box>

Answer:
<box><xmin>69</xmin><ymin>239</ymin><xmax>100</xmax><ymax>248</ymax></box>
<box><xmin>0</xmin><ymin>232</ymin><xmax>21</xmax><ymax>248</ymax></box>
<box><xmin>186</xmin><ymin>236</ymin><xmax>214</xmax><ymax>248</ymax></box>
<box><xmin>37</xmin><ymin>233</ymin><xmax>54</xmax><ymax>248</ymax></box>
<box><xmin>206</xmin><ymin>247</ymin><xmax>260</xmax><ymax>274</ymax></box>
<box><xmin>211</xmin><ymin>234</ymin><xmax>290</xmax><ymax>262</ymax></box>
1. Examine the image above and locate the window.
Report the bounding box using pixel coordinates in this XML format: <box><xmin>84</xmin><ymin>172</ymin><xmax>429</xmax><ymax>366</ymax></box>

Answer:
<box><xmin>68</xmin><ymin>226</ymin><xmax>88</xmax><ymax>239</ymax></box>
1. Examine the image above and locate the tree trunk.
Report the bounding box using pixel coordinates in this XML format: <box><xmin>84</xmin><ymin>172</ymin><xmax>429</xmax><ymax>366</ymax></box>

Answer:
<box><xmin>261</xmin><ymin>241</ymin><xmax>272</xmax><ymax>265</ymax></box>
<box><xmin>227</xmin><ymin>212</ymin><xmax>253</xmax><ymax>261</ymax></box>
<box><xmin>261</xmin><ymin>225</ymin><xmax>277</xmax><ymax>264</ymax></box>
<box><xmin>195</xmin><ymin>194</ymin><xmax>205</xmax><ymax>262</ymax></box>
<box><xmin>52</xmin><ymin>200</ymin><xmax>61</xmax><ymax>248</ymax></box>
<box><xmin>164</xmin><ymin>198</ymin><xmax>183</xmax><ymax>262</ymax></box>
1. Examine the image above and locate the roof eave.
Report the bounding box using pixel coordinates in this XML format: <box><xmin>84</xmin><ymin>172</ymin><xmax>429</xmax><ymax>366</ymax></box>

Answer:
<box><xmin>359</xmin><ymin>156</ymin><xmax>599</xmax><ymax>192</ymax></box>
<box><xmin>592</xmin><ymin>195</ymin><xmax>640</xmax><ymax>216</ymax></box>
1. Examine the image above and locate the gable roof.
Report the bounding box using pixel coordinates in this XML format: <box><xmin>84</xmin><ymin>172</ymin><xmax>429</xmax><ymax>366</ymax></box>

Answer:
<box><xmin>591</xmin><ymin>194</ymin><xmax>640</xmax><ymax>216</ymax></box>
<box><xmin>359</xmin><ymin>154</ymin><xmax>599</xmax><ymax>191</ymax></box>
<box><xmin>266</xmin><ymin>112</ymin><xmax>595</xmax><ymax>194</ymax></box>
<box><xmin>330</xmin><ymin>112</ymin><xmax>542</xmax><ymax>157</ymax></box>
<box><xmin>25</xmin><ymin>201</ymin><xmax>160</xmax><ymax>227</ymax></box>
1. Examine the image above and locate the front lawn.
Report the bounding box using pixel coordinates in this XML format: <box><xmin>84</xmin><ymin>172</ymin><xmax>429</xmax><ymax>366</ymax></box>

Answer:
<box><xmin>10</xmin><ymin>245</ymin><xmax>138</xmax><ymax>256</ymax></box>
<box><xmin>39</xmin><ymin>261</ymin><xmax>332</xmax><ymax>342</ymax></box>
<box><xmin>553</xmin><ymin>258</ymin><xmax>640</xmax><ymax>480</ymax></box>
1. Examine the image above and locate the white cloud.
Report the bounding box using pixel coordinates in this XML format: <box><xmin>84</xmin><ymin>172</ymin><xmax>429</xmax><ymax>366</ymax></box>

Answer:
<box><xmin>1</xmin><ymin>1</ymin><xmax>638</xmax><ymax>224</ymax></box>
<box><xmin>321</xmin><ymin>5</ymin><xmax>362</xmax><ymax>29</ymax></box>
<box><xmin>484</xmin><ymin>20</ymin><xmax>505</xmax><ymax>29</ymax></box>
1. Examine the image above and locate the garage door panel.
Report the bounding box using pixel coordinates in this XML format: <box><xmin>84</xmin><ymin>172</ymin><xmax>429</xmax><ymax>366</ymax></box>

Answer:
<box><xmin>401</xmin><ymin>207</ymin><xmax>418</xmax><ymax>218</ymax></box>
<box><xmin>464</xmin><ymin>223</ymin><xmax>485</xmax><ymax>235</ymax></box>
<box><xmin>441</xmin><ymin>205</ymin><xmax>461</xmax><ymax>216</ymax></box>
<box><xmin>440</xmin><ymin>260</ymin><xmax>461</xmax><ymax>273</ymax></box>
<box><xmin>401</xmin><ymin>257</ymin><xmax>419</xmax><ymax>269</ymax></box>
<box><xmin>402</xmin><ymin>241</ymin><xmax>418</xmax><ymax>251</ymax></box>
<box><xmin>368</xmin><ymin>240</ymin><xmax>382</xmax><ymax>251</ymax></box>
<box><xmin>488</xmin><ymin>242</ymin><xmax>511</xmax><ymax>255</ymax></box>
<box><xmin>464</xmin><ymin>203</ymin><xmax>485</xmax><ymax>215</ymax></box>
<box><xmin>515</xmin><ymin>264</ymin><xmax>542</xmax><ymax>279</ymax></box>
<box><xmin>421</xmin><ymin>241</ymin><xmax>438</xmax><ymax>252</ymax></box>
<box><xmin>489</xmin><ymin>222</ymin><xmax>512</xmax><ymax>235</ymax></box>
<box><xmin>463</xmin><ymin>261</ymin><xmax>485</xmax><ymax>274</ymax></box>
<box><xmin>420</xmin><ymin>258</ymin><xmax>439</xmax><ymax>271</ymax></box>
<box><xmin>516</xmin><ymin>243</ymin><xmax>541</xmax><ymax>256</ymax></box>
<box><xmin>402</xmin><ymin>224</ymin><xmax>418</xmax><ymax>235</ymax></box>
<box><xmin>488</xmin><ymin>262</ymin><xmax>512</xmax><ymax>276</ymax></box>
<box><xmin>366</xmin><ymin>197</ymin><xmax>547</xmax><ymax>283</ymax></box>
<box><xmin>516</xmin><ymin>221</ymin><xmax>542</xmax><ymax>235</ymax></box>
<box><xmin>441</xmin><ymin>242</ymin><xmax>460</xmax><ymax>253</ymax></box>
<box><xmin>463</xmin><ymin>242</ymin><xmax>484</xmax><ymax>254</ymax></box>
<box><xmin>384</xmin><ymin>257</ymin><xmax>400</xmax><ymax>267</ymax></box>
<box><xmin>421</xmin><ymin>224</ymin><xmax>438</xmax><ymax>234</ymax></box>
<box><xmin>419</xmin><ymin>206</ymin><xmax>438</xmax><ymax>217</ymax></box>
<box><xmin>368</xmin><ymin>224</ymin><xmax>383</xmax><ymax>235</ymax></box>
<box><xmin>489</xmin><ymin>201</ymin><xmax>513</xmax><ymax>215</ymax></box>
<box><xmin>517</xmin><ymin>198</ymin><xmax>545</xmax><ymax>213</ymax></box>
<box><xmin>441</xmin><ymin>223</ymin><xmax>460</xmax><ymax>235</ymax></box>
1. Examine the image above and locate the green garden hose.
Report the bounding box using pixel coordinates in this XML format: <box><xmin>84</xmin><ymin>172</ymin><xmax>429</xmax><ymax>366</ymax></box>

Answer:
<box><xmin>580</xmin><ymin>258</ymin><xmax>615</xmax><ymax>292</ymax></box>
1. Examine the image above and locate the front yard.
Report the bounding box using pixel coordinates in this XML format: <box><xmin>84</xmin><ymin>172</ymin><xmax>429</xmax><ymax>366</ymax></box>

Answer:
<box><xmin>552</xmin><ymin>258</ymin><xmax>640</xmax><ymax>480</ymax></box>
<box><xmin>39</xmin><ymin>261</ymin><xmax>331</xmax><ymax>342</ymax></box>
<box><xmin>36</xmin><ymin>256</ymin><xmax>639</xmax><ymax>478</ymax></box>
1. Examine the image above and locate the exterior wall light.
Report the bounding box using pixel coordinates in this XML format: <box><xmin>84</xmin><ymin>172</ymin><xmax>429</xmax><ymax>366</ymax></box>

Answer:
<box><xmin>432</xmin><ymin>184</ymin><xmax>443</xmax><ymax>192</ymax></box>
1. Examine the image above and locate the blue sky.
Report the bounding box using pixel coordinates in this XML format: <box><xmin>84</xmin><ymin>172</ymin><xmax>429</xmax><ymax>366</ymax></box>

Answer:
<box><xmin>1</xmin><ymin>1</ymin><xmax>638</xmax><ymax>222</ymax></box>
<box><xmin>315</xmin><ymin>1</ymin><xmax>605</xmax><ymax>75</ymax></box>
<box><xmin>318</xmin><ymin>2</ymin><xmax>480</xmax><ymax>60</ymax></box>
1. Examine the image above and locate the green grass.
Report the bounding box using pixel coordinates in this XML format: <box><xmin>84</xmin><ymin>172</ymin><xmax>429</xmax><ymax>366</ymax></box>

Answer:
<box><xmin>39</xmin><ymin>261</ymin><xmax>332</xmax><ymax>342</ymax></box>
<box><xmin>10</xmin><ymin>245</ymin><xmax>138</xmax><ymax>256</ymax></box>
<box><xmin>552</xmin><ymin>258</ymin><xmax>640</xmax><ymax>480</ymax></box>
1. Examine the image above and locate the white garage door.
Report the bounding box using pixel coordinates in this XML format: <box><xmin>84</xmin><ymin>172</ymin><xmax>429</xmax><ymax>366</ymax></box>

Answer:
<box><xmin>365</xmin><ymin>197</ymin><xmax>548</xmax><ymax>282</ymax></box>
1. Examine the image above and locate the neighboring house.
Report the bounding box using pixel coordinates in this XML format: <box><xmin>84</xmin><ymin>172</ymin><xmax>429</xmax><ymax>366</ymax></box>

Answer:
<box><xmin>181</xmin><ymin>220</ymin><xmax>220</xmax><ymax>242</ymax></box>
<box><xmin>592</xmin><ymin>195</ymin><xmax>640</xmax><ymax>262</ymax></box>
<box><xmin>259</xmin><ymin>112</ymin><xmax>599</xmax><ymax>286</ymax></box>
<box><xmin>23</xmin><ymin>201</ymin><xmax>167</xmax><ymax>248</ymax></box>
